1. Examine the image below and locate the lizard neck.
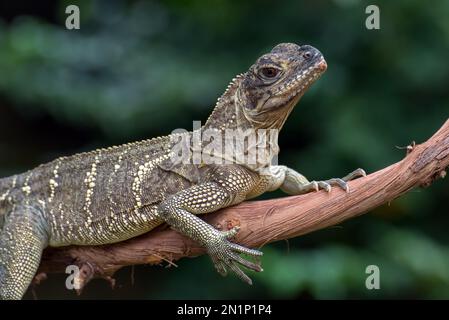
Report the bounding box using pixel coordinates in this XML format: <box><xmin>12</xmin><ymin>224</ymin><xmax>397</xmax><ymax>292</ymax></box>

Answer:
<box><xmin>203</xmin><ymin>74</ymin><xmax>253</xmax><ymax>132</ymax></box>
<box><xmin>200</xmin><ymin>74</ymin><xmax>280</xmax><ymax>171</ymax></box>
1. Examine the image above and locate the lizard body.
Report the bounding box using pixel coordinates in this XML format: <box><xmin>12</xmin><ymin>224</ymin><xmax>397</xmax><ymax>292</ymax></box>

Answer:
<box><xmin>0</xmin><ymin>43</ymin><xmax>365</xmax><ymax>299</ymax></box>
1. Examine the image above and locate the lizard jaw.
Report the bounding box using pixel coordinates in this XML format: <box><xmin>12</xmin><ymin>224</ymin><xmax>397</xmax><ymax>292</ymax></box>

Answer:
<box><xmin>273</xmin><ymin>57</ymin><xmax>327</xmax><ymax>101</ymax></box>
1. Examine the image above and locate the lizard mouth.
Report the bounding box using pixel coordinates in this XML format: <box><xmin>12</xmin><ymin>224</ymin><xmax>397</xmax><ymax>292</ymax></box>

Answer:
<box><xmin>273</xmin><ymin>58</ymin><xmax>327</xmax><ymax>101</ymax></box>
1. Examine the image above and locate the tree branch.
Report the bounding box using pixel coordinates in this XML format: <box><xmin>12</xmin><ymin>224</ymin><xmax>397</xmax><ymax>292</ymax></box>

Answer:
<box><xmin>36</xmin><ymin>119</ymin><xmax>449</xmax><ymax>291</ymax></box>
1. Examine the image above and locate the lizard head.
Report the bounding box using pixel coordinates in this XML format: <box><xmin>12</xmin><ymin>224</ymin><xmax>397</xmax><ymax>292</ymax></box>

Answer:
<box><xmin>237</xmin><ymin>43</ymin><xmax>327</xmax><ymax>129</ymax></box>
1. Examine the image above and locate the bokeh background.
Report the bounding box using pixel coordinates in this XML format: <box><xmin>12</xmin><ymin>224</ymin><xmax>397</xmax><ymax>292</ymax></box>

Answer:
<box><xmin>0</xmin><ymin>0</ymin><xmax>448</xmax><ymax>299</ymax></box>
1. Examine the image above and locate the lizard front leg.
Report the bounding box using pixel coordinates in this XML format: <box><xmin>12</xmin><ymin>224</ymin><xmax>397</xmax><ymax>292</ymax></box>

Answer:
<box><xmin>158</xmin><ymin>179</ymin><xmax>262</xmax><ymax>284</ymax></box>
<box><xmin>270</xmin><ymin>165</ymin><xmax>366</xmax><ymax>195</ymax></box>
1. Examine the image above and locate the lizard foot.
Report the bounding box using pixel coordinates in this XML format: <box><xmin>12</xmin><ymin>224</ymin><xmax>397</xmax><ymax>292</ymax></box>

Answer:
<box><xmin>207</xmin><ymin>226</ymin><xmax>263</xmax><ymax>285</ymax></box>
<box><xmin>313</xmin><ymin>168</ymin><xmax>366</xmax><ymax>193</ymax></box>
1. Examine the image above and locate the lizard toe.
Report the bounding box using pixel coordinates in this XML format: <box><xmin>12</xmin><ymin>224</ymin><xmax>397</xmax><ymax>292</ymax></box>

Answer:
<box><xmin>316</xmin><ymin>181</ymin><xmax>332</xmax><ymax>192</ymax></box>
<box><xmin>222</xmin><ymin>226</ymin><xmax>240</xmax><ymax>239</ymax></box>
<box><xmin>324</xmin><ymin>178</ymin><xmax>349</xmax><ymax>192</ymax></box>
<box><xmin>342</xmin><ymin>168</ymin><xmax>367</xmax><ymax>181</ymax></box>
<box><xmin>207</xmin><ymin>232</ymin><xmax>263</xmax><ymax>285</ymax></box>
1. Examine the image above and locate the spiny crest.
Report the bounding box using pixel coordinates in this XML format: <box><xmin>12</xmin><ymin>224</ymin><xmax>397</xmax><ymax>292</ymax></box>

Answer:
<box><xmin>46</xmin><ymin>134</ymin><xmax>175</xmax><ymax>169</ymax></box>
<box><xmin>205</xmin><ymin>73</ymin><xmax>245</xmax><ymax>125</ymax></box>
<box><xmin>215</xmin><ymin>73</ymin><xmax>245</xmax><ymax>104</ymax></box>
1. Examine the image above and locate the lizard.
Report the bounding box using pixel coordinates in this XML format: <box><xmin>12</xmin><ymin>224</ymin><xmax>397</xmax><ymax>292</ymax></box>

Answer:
<box><xmin>0</xmin><ymin>43</ymin><xmax>365</xmax><ymax>299</ymax></box>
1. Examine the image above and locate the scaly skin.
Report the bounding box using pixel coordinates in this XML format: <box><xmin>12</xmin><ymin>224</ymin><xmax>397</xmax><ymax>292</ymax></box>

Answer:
<box><xmin>0</xmin><ymin>43</ymin><xmax>365</xmax><ymax>299</ymax></box>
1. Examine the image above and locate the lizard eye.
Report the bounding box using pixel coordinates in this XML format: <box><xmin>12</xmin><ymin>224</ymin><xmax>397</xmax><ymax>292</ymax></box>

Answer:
<box><xmin>303</xmin><ymin>51</ymin><xmax>312</xmax><ymax>59</ymax></box>
<box><xmin>260</xmin><ymin>67</ymin><xmax>280</xmax><ymax>79</ymax></box>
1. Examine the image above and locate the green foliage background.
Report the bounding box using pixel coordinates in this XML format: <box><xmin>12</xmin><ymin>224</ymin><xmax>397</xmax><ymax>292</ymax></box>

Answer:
<box><xmin>0</xmin><ymin>0</ymin><xmax>448</xmax><ymax>299</ymax></box>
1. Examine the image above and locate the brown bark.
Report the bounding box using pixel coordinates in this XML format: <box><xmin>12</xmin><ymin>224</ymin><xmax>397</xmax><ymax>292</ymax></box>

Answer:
<box><xmin>36</xmin><ymin>119</ymin><xmax>449</xmax><ymax>291</ymax></box>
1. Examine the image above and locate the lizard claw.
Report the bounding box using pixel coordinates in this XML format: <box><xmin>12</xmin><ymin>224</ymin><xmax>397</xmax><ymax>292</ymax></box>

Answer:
<box><xmin>318</xmin><ymin>178</ymin><xmax>348</xmax><ymax>192</ymax></box>
<box><xmin>207</xmin><ymin>226</ymin><xmax>263</xmax><ymax>285</ymax></box>
<box><xmin>314</xmin><ymin>168</ymin><xmax>366</xmax><ymax>193</ymax></box>
<box><xmin>342</xmin><ymin>168</ymin><xmax>366</xmax><ymax>181</ymax></box>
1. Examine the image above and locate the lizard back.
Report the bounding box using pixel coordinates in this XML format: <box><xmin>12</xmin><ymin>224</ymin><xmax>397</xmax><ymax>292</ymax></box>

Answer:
<box><xmin>1</xmin><ymin>134</ymin><xmax>201</xmax><ymax>245</ymax></box>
